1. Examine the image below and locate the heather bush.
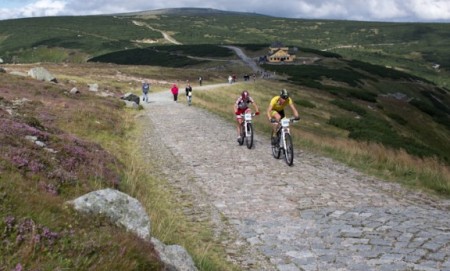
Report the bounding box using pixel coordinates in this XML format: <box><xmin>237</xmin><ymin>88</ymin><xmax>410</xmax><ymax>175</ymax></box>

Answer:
<box><xmin>0</xmin><ymin>72</ymin><xmax>162</xmax><ymax>270</ymax></box>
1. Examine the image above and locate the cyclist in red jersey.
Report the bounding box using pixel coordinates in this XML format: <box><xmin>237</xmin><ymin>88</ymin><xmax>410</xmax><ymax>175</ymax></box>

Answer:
<box><xmin>234</xmin><ymin>90</ymin><xmax>260</xmax><ymax>142</ymax></box>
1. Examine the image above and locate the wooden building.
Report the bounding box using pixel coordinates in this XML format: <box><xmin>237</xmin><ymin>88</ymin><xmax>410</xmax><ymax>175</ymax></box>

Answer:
<box><xmin>268</xmin><ymin>42</ymin><xmax>296</xmax><ymax>63</ymax></box>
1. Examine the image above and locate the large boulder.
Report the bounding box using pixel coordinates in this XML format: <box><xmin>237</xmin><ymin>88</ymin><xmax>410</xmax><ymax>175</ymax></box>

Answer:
<box><xmin>67</xmin><ymin>188</ymin><xmax>151</xmax><ymax>240</ymax></box>
<box><xmin>67</xmin><ymin>189</ymin><xmax>198</xmax><ymax>271</ymax></box>
<box><xmin>28</xmin><ymin>67</ymin><xmax>57</xmax><ymax>82</ymax></box>
<box><xmin>121</xmin><ymin>92</ymin><xmax>140</xmax><ymax>105</ymax></box>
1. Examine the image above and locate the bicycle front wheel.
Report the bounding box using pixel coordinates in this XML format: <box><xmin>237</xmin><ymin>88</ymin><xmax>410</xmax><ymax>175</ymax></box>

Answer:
<box><xmin>246</xmin><ymin>123</ymin><xmax>253</xmax><ymax>149</ymax></box>
<box><xmin>238</xmin><ymin>123</ymin><xmax>245</xmax><ymax>145</ymax></box>
<box><xmin>271</xmin><ymin>131</ymin><xmax>281</xmax><ymax>159</ymax></box>
<box><xmin>284</xmin><ymin>133</ymin><xmax>294</xmax><ymax>166</ymax></box>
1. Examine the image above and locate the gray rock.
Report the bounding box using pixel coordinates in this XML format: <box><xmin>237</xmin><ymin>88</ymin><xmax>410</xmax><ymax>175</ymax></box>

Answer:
<box><xmin>28</xmin><ymin>67</ymin><xmax>57</xmax><ymax>82</ymax></box>
<box><xmin>67</xmin><ymin>188</ymin><xmax>151</xmax><ymax>240</ymax></box>
<box><xmin>122</xmin><ymin>100</ymin><xmax>139</xmax><ymax>108</ymax></box>
<box><xmin>121</xmin><ymin>92</ymin><xmax>140</xmax><ymax>108</ymax></box>
<box><xmin>151</xmin><ymin>237</ymin><xmax>198</xmax><ymax>271</ymax></box>
<box><xmin>70</xmin><ymin>87</ymin><xmax>80</xmax><ymax>94</ymax></box>
<box><xmin>88</xmin><ymin>83</ymin><xmax>98</xmax><ymax>92</ymax></box>
<box><xmin>67</xmin><ymin>189</ymin><xmax>198</xmax><ymax>270</ymax></box>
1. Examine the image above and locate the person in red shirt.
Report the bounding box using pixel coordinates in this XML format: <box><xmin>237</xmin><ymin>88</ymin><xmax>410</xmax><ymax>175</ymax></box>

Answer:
<box><xmin>171</xmin><ymin>84</ymin><xmax>179</xmax><ymax>102</ymax></box>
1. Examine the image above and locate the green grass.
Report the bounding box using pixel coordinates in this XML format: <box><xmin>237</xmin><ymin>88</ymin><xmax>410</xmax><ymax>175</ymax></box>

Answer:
<box><xmin>0</xmin><ymin>68</ymin><xmax>241</xmax><ymax>270</ymax></box>
<box><xmin>2</xmin><ymin>9</ymin><xmax>450</xmax><ymax>87</ymax></box>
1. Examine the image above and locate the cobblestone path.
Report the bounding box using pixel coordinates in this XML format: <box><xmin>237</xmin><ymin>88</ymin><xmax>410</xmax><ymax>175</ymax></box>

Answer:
<box><xmin>141</xmin><ymin>89</ymin><xmax>450</xmax><ymax>271</ymax></box>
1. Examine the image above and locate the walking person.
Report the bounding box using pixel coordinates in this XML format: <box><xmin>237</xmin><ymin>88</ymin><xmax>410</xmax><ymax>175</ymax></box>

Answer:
<box><xmin>198</xmin><ymin>76</ymin><xmax>202</xmax><ymax>86</ymax></box>
<box><xmin>185</xmin><ymin>81</ymin><xmax>193</xmax><ymax>105</ymax></box>
<box><xmin>142</xmin><ymin>80</ymin><xmax>150</xmax><ymax>103</ymax></box>
<box><xmin>171</xmin><ymin>83</ymin><xmax>179</xmax><ymax>102</ymax></box>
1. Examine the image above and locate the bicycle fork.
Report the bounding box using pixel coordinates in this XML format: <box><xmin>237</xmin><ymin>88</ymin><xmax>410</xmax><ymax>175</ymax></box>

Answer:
<box><xmin>242</xmin><ymin>121</ymin><xmax>249</xmax><ymax>137</ymax></box>
<box><xmin>280</xmin><ymin>127</ymin><xmax>289</xmax><ymax>150</ymax></box>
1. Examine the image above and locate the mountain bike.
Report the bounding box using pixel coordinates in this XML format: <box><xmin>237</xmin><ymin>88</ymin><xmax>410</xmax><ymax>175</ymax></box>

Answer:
<box><xmin>271</xmin><ymin>117</ymin><xmax>299</xmax><ymax>166</ymax></box>
<box><xmin>238</xmin><ymin>111</ymin><xmax>257</xmax><ymax>149</ymax></box>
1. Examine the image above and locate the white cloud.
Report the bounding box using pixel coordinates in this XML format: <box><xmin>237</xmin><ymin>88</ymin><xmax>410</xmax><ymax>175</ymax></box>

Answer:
<box><xmin>410</xmin><ymin>0</ymin><xmax>450</xmax><ymax>20</ymax></box>
<box><xmin>0</xmin><ymin>0</ymin><xmax>449</xmax><ymax>22</ymax></box>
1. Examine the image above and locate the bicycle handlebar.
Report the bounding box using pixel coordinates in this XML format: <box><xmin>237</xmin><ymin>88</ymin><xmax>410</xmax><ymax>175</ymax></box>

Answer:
<box><xmin>270</xmin><ymin>117</ymin><xmax>300</xmax><ymax>123</ymax></box>
<box><xmin>239</xmin><ymin>112</ymin><xmax>258</xmax><ymax>117</ymax></box>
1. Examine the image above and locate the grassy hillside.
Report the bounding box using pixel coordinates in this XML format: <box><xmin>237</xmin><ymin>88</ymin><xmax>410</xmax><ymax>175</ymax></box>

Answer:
<box><xmin>1</xmin><ymin>8</ymin><xmax>449</xmax><ymax>87</ymax></box>
<box><xmin>0</xmin><ymin>69</ymin><xmax>162</xmax><ymax>269</ymax></box>
<box><xmin>0</xmin><ymin>63</ymin><xmax>243</xmax><ymax>270</ymax></box>
<box><xmin>0</xmin><ymin>8</ymin><xmax>449</xmax><ymax>269</ymax></box>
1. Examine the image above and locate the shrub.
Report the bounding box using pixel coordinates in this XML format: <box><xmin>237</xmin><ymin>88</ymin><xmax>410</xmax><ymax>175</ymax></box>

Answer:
<box><xmin>330</xmin><ymin>99</ymin><xmax>367</xmax><ymax>116</ymax></box>
<box><xmin>295</xmin><ymin>99</ymin><xmax>316</xmax><ymax>108</ymax></box>
<box><xmin>89</xmin><ymin>48</ymin><xmax>207</xmax><ymax>67</ymax></box>
<box><xmin>328</xmin><ymin>115</ymin><xmax>442</xmax><ymax>160</ymax></box>
<box><xmin>387</xmin><ymin>113</ymin><xmax>408</xmax><ymax>125</ymax></box>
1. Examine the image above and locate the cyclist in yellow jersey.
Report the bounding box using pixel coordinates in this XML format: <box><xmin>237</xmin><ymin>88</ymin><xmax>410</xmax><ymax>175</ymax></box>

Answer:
<box><xmin>267</xmin><ymin>89</ymin><xmax>299</xmax><ymax>144</ymax></box>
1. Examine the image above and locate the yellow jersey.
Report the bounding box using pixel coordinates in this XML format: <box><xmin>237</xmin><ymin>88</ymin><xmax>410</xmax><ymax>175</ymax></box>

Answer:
<box><xmin>269</xmin><ymin>96</ymin><xmax>292</xmax><ymax>112</ymax></box>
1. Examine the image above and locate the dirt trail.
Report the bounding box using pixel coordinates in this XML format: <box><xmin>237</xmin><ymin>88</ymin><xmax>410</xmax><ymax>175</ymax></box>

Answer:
<box><xmin>132</xmin><ymin>20</ymin><xmax>182</xmax><ymax>45</ymax></box>
<box><xmin>139</xmin><ymin>86</ymin><xmax>450</xmax><ymax>271</ymax></box>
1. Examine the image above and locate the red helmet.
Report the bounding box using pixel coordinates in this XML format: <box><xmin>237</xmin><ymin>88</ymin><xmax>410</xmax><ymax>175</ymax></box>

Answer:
<box><xmin>241</xmin><ymin>90</ymin><xmax>249</xmax><ymax>99</ymax></box>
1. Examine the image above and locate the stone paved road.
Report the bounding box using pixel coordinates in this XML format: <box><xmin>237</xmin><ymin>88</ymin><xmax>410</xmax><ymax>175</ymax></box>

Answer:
<box><xmin>141</xmin><ymin>88</ymin><xmax>450</xmax><ymax>271</ymax></box>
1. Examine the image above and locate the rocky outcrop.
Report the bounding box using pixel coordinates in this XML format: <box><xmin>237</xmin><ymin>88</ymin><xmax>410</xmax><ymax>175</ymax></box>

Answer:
<box><xmin>28</xmin><ymin>67</ymin><xmax>57</xmax><ymax>82</ymax></box>
<box><xmin>67</xmin><ymin>188</ymin><xmax>197</xmax><ymax>271</ymax></box>
<box><xmin>121</xmin><ymin>92</ymin><xmax>140</xmax><ymax>108</ymax></box>
<box><xmin>68</xmin><ymin>189</ymin><xmax>151</xmax><ymax>240</ymax></box>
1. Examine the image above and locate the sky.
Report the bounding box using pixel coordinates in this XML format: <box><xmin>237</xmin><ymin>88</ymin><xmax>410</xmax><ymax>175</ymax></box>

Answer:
<box><xmin>1</xmin><ymin>0</ymin><xmax>450</xmax><ymax>22</ymax></box>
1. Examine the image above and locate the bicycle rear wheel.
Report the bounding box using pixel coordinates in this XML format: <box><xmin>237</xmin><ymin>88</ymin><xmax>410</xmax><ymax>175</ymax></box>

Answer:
<box><xmin>246</xmin><ymin>123</ymin><xmax>253</xmax><ymax>149</ymax></box>
<box><xmin>271</xmin><ymin>131</ymin><xmax>281</xmax><ymax>159</ymax></box>
<box><xmin>284</xmin><ymin>133</ymin><xmax>294</xmax><ymax>166</ymax></box>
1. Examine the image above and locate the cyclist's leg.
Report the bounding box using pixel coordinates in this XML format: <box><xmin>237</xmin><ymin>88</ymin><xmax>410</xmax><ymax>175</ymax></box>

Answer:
<box><xmin>270</xmin><ymin>110</ymin><xmax>281</xmax><ymax>144</ymax></box>
<box><xmin>275</xmin><ymin>110</ymin><xmax>285</xmax><ymax>136</ymax></box>
<box><xmin>236</xmin><ymin>109</ymin><xmax>244</xmax><ymax>139</ymax></box>
<box><xmin>236</xmin><ymin>117</ymin><xmax>243</xmax><ymax>136</ymax></box>
<box><xmin>271</xmin><ymin>110</ymin><xmax>282</xmax><ymax>132</ymax></box>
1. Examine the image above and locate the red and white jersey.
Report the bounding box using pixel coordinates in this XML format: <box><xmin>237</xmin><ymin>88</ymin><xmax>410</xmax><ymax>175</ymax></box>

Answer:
<box><xmin>235</xmin><ymin>96</ymin><xmax>254</xmax><ymax>110</ymax></box>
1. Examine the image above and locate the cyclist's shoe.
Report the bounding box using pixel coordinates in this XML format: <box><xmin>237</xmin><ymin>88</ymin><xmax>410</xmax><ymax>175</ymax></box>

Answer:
<box><xmin>237</xmin><ymin>136</ymin><xmax>242</xmax><ymax>142</ymax></box>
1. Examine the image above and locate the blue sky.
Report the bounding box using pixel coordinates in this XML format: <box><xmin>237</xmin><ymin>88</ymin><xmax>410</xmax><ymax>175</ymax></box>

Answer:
<box><xmin>1</xmin><ymin>0</ymin><xmax>449</xmax><ymax>22</ymax></box>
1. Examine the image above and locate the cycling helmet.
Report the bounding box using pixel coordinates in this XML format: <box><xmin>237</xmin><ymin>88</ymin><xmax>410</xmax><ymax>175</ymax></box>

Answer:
<box><xmin>280</xmin><ymin>89</ymin><xmax>289</xmax><ymax>99</ymax></box>
<box><xmin>241</xmin><ymin>90</ymin><xmax>249</xmax><ymax>100</ymax></box>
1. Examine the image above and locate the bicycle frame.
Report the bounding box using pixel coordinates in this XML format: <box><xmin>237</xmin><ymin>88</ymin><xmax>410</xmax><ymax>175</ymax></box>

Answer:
<box><xmin>242</xmin><ymin>112</ymin><xmax>253</xmax><ymax>137</ymax></box>
<box><xmin>272</xmin><ymin>117</ymin><xmax>298</xmax><ymax>166</ymax></box>
<box><xmin>238</xmin><ymin>111</ymin><xmax>255</xmax><ymax>148</ymax></box>
<box><xmin>278</xmin><ymin>118</ymin><xmax>291</xmax><ymax>149</ymax></box>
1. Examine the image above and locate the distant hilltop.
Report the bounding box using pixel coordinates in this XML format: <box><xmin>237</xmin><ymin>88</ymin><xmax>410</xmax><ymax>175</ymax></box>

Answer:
<box><xmin>117</xmin><ymin>7</ymin><xmax>269</xmax><ymax>17</ymax></box>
